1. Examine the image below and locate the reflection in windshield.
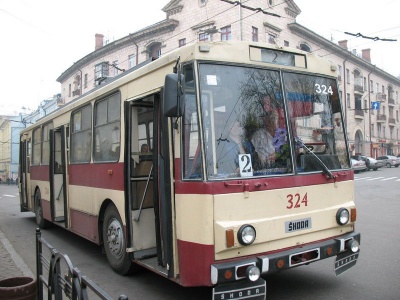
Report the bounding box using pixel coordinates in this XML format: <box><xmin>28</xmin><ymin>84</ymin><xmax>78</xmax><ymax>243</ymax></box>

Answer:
<box><xmin>182</xmin><ymin>63</ymin><xmax>350</xmax><ymax>180</ymax></box>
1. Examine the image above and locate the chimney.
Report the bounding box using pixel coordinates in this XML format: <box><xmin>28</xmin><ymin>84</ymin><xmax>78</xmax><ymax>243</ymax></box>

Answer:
<box><xmin>338</xmin><ymin>40</ymin><xmax>348</xmax><ymax>50</ymax></box>
<box><xmin>361</xmin><ymin>48</ymin><xmax>371</xmax><ymax>63</ymax></box>
<box><xmin>95</xmin><ymin>33</ymin><xmax>104</xmax><ymax>50</ymax></box>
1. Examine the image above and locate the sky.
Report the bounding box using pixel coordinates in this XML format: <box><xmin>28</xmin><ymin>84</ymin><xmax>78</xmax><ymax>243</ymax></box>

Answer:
<box><xmin>1</xmin><ymin>0</ymin><xmax>399</xmax><ymax>114</ymax></box>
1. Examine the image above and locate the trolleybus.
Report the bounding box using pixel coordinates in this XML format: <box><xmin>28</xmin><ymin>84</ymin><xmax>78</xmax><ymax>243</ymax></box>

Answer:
<box><xmin>19</xmin><ymin>41</ymin><xmax>360</xmax><ymax>299</ymax></box>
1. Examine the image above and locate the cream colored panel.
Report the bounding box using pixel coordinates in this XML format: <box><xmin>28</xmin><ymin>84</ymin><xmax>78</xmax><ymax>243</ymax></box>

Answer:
<box><xmin>175</xmin><ymin>194</ymin><xmax>214</xmax><ymax>245</ymax></box>
<box><xmin>213</xmin><ymin>180</ymin><xmax>355</xmax><ymax>260</ymax></box>
<box><xmin>68</xmin><ymin>185</ymin><xmax>125</xmax><ymax>222</ymax></box>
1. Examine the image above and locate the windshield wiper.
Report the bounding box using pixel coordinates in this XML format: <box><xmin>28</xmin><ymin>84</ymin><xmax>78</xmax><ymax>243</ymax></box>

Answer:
<box><xmin>298</xmin><ymin>140</ymin><xmax>335</xmax><ymax>180</ymax></box>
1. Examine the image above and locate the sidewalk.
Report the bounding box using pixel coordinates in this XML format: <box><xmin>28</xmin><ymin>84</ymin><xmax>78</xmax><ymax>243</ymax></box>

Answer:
<box><xmin>0</xmin><ymin>228</ymin><xmax>34</xmax><ymax>281</ymax></box>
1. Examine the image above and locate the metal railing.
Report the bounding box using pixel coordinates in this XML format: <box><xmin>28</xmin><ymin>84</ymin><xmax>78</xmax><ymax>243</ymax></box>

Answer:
<box><xmin>36</xmin><ymin>228</ymin><xmax>128</xmax><ymax>300</ymax></box>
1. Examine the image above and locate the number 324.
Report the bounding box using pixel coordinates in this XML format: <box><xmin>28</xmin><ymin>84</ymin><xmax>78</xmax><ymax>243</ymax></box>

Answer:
<box><xmin>286</xmin><ymin>193</ymin><xmax>308</xmax><ymax>209</ymax></box>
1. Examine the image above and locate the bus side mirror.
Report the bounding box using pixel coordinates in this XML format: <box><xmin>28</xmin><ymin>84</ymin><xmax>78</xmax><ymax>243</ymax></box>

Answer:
<box><xmin>163</xmin><ymin>73</ymin><xmax>185</xmax><ymax>117</ymax></box>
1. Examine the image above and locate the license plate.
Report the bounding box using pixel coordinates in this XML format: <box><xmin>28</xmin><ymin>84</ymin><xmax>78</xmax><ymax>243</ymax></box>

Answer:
<box><xmin>335</xmin><ymin>251</ymin><xmax>359</xmax><ymax>276</ymax></box>
<box><xmin>212</xmin><ymin>278</ymin><xmax>266</xmax><ymax>300</ymax></box>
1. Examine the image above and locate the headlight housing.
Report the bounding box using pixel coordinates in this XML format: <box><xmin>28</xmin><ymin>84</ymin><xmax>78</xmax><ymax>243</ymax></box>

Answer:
<box><xmin>237</xmin><ymin>225</ymin><xmax>256</xmax><ymax>246</ymax></box>
<box><xmin>336</xmin><ymin>208</ymin><xmax>349</xmax><ymax>225</ymax></box>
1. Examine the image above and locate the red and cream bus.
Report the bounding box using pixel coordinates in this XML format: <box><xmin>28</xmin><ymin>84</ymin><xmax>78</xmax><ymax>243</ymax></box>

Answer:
<box><xmin>19</xmin><ymin>41</ymin><xmax>360</xmax><ymax>299</ymax></box>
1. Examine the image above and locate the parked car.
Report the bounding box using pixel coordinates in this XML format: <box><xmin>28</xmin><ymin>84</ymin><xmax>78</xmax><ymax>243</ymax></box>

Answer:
<box><xmin>351</xmin><ymin>155</ymin><xmax>384</xmax><ymax>171</ymax></box>
<box><xmin>376</xmin><ymin>155</ymin><xmax>400</xmax><ymax>168</ymax></box>
<box><xmin>351</xmin><ymin>158</ymin><xmax>367</xmax><ymax>173</ymax></box>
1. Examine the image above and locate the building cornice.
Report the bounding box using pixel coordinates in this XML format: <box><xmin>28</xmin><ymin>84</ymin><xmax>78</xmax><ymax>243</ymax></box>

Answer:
<box><xmin>287</xmin><ymin>22</ymin><xmax>400</xmax><ymax>85</ymax></box>
<box><xmin>57</xmin><ymin>19</ymin><xmax>179</xmax><ymax>83</ymax></box>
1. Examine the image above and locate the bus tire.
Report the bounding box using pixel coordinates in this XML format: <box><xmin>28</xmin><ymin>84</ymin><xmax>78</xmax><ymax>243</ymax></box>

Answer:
<box><xmin>34</xmin><ymin>189</ymin><xmax>52</xmax><ymax>229</ymax></box>
<box><xmin>102</xmin><ymin>204</ymin><xmax>138</xmax><ymax>275</ymax></box>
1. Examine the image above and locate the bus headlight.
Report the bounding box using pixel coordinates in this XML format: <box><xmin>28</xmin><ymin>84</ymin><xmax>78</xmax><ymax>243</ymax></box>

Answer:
<box><xmin>246</xmin><ymin>266</ymin><xmax>260</xmax><ymax>282</ymax></box>
<box><xmin>237</xmin><ymin>225</ymin><xmax>256</xmax><ymax>246</ymax></box>
<box><xmin>336</xmin><ymin>208</ymin><xmax>349</xmax><ymax>225</ymax></box>
<box><xmin>346</xmin><ymin>239</ymin><xmax>360</xmax><ymax>253</ymax></box>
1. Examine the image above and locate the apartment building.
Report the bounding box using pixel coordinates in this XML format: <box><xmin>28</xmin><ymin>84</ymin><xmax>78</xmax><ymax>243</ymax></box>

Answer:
<box><xmin>56</xmin><ymin>0</ymin><xmax>400</xmax><ymax>157</ymax></box>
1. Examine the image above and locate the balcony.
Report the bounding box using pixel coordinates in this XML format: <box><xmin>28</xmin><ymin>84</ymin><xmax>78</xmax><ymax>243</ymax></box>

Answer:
<box><xmin>389</xmin><ymin>117</ymin><xmax>396</xmax><ymax>125</ymax></box>
<box><xmin>377</xmin><ymin>114</ymin><xmax>386</xmax><ymax>122</ymax></box>
<box><xmin>72</xmin><ymin>89</ymin><xmax>81</xmax><ymax>96</ymax></box>
<box><xmin>353</xmin><ymin>109</ymin><xmax>363</xmax><ymax>121</ymax></box>
<box><xmin>381</xmin><ymin>94</ymin><xmax>387</xmax><ymax>101</ymax></box>
<box><xmin>354</xmin><ymin>84</ymin><xmax>364</xmax><ymax>94</ymax></box>
<box><xmin>388</xmin><ymin>98</ymin><xmax>395</xmax><ymax>106</ymax></box>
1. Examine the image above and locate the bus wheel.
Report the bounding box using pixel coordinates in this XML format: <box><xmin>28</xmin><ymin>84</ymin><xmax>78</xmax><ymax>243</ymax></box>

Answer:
<box><xmin>34</xmin><ymin>190</ymin><xmax>52</xmax><ymax>229</ymax></box>
<box><xmin>102</xmin><ymin>204</ymin><xmax>138</xmax><ymax>275</ymax></box>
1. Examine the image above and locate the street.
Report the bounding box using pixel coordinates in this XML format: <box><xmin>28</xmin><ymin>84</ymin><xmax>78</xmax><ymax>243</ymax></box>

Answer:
<box><xmin>0</xmin><ymin>168</ymin><xmax>399</xmax><ymax>299</ymax></box>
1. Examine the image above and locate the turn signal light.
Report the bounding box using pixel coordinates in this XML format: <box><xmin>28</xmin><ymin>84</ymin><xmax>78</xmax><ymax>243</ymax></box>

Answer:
<box><xmin>226</xmin><ymin>229</ymin><xmax>234</xmax><ymax>248</ymax></box>
<box><xmin>276</xmin><ymin>259</ymin><xmax>285</xmax><ymax>269</ymax></box>
<box><xmin>351</xmin><ymin>207</ymin><xmax>357</xmax><ymax>222</ymax></box>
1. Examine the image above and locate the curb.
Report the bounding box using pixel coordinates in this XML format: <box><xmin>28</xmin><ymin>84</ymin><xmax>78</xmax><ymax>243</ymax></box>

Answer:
<box><xmin>0</xmin><ymin>228</ymin><xmax>34</xmax><ymax>281</ymax></box>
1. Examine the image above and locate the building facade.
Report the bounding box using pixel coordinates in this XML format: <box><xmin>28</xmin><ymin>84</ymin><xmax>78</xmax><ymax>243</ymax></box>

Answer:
<box><xmin>53</xmin><ymin>0</ymin><xmax>400</xmax><ymax>157</ymax></box>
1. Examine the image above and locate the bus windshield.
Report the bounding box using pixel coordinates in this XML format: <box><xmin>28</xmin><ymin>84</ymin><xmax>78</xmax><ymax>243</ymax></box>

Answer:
<box><xmin>182</xmin><ymin>63</ymin><xmax>350</xmax><ymax>180</ymax></box>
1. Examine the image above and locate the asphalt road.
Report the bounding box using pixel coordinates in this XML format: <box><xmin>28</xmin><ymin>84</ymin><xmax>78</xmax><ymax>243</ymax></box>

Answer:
<box><xmin>0</xmin><ymin>167</ymin><xmax>399</xmax><ymax>299</ymax></box>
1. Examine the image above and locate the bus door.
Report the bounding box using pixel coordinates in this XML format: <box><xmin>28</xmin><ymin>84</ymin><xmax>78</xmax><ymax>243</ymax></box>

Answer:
<box><xmin>127</xmin><ymin>94</ymin><xmax>173</xmax><ymax>277</ymax></box>
<box><xmin>19</xmin><ymin>139</ymin><xmax>31</xmax><ymax>212</ymax></box>
<box><xmin>49</xmin><ymin>126</ymin><xmax>68</xmax><ymax>226</ymax></box>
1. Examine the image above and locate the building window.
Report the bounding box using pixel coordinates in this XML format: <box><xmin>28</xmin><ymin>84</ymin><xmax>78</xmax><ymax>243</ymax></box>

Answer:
<box><xmin>370</xmin><ymin>80</ymin><xmax>373</xmax><ymax>93</ymax></box>
<box><xmin>84</xmin><ymin>73</ymin><xmax>88</xmax><ymax>89</ymax></box>
<box><xmin>299</xmin><ymin>43</ymin><xmax>311</xmax><ymax>52</ymax></box>
<box><xmin>376</xmin><ymin>83</ymin><xmax>379</xmax><ymax>93</ymax></box>
<box><xmin>94</xmin><ymin>93</ymin><xmax>121</xmax><ymax>162</ymax></box>
<box><xmin>346</xmin><ymin>69</ymin><xmax>350</xmax><ymax>84</ymax></box>
<box><xmin>221</xmin><ymin>26</ymin><xmax>231</xmax><ymax>41</ymax></box>
<box><xmin>371</xmin><ymin>124</ymin><xmax>374</xmax><ymax>137</ymax></box>
<box><xmin>68</xmin><ymin>84</ymin><xmax>71</xmax><ymax>97</ymax></box>
<box><xmin>199</xmin><ymin>32</ymin><xmax>209</xmax><ymax>41</ymax></box>
<box><xmin>71</xmin><ymin>105</ymin><xmax>92</xmax><ymax>163</ymax></box>
<box><xmin>148</xmin><ymin>43</ymin><xmax>162</xmax><ymax>59</ymax></box>
<box><xmin>94</xmin><ymin>62</ymin><xmax>109</xmax><ymax>84</ymax></box>
<box><xmin>179</xmin><ymin>38</ymin><xmax>186</xmax><ymax>47</ymax></box>
<box><xmin>129</xmin><ymin>54</ymin><xmax>136</xmax><ymax>68</ymax></box>
<box><xmin>267</xmin><ymin>32</ymin><xmax>276</xmax><ymax>44</ymax></box>
<box><xmin>347</xmin><ymin>93</ymin><xmax>350</xmax><ymax>108</ymax></box>
<box><xmin>284</xmin><ymin>40</ymin><xmax>289</xmax><ymax>47</ymax></box>
<box><xmin>252</xmin><ymin>27</ymin><xmax>258</xmax><ymax>42</ymax></box>
<box><xmin>113</xmin><ymin>60</ymin><xmax>119</xmax><ymax>76</ymax></box>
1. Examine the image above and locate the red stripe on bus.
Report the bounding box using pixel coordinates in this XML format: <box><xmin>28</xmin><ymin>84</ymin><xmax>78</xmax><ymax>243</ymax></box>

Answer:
<box><xmin>69</xmin><ymin>163</ymin><xmax>124</xmax><ymax>190</ymax></box>
<box><xmin>70</xmin><ymin>209</ymin><xmax>100</xmax><ymax>244</ymax></box>
<box><xmin>174</xmin><ymin>158</ymin><xmax>353</xmax><ymax>194</ymax></box>
<box><xmin>177</xmin><ymin>240</ymin><xmax>214</xmax><ymax>287</ymax></box>
<box><xmin>30</xmin><ymin>165</ymin><xmax>50</xmax><ymax>181</ymax></box>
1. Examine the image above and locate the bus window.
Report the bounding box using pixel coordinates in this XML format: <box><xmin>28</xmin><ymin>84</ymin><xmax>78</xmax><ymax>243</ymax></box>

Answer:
<box><xmin>71</xmin><ymin>105</ymin><xmax>92</xmax><ymax>163</ymax></box>
<box><xmin>283</xmin><ymin>72</ymin><xmax>349</xmax><ymax>171</ymax></box>
<box><xmin>32</xmin><ymin>128</ymin><xmax>41</xmax><ymax>165</ymax></box>
<box><xmin>197</xmin><ymin>64</ymin><xmax>289</xmax><ymax>179</ymax></box>
<box><xmin>42</xmin><ymin>123</ymin><xmax>54</xmax><ymax>165</ymax></box>
<box><xmin>94</xmin><ymin>93</ymin><xmax>121</xmax><ymax>162</ymax></box>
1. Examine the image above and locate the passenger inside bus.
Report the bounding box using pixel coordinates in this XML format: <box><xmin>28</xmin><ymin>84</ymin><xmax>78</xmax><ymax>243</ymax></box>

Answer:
<box><xmin>216</xmin><ymin>120</ymin><xmax>254</xmax><ymax>174</ymax></box>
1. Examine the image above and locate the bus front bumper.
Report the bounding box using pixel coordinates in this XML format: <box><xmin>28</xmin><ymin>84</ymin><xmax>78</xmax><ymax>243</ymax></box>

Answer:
<box><xmin>211</xmin><ymin>232</ymin><xmax>360</xmax><ymax>296</ymax></box>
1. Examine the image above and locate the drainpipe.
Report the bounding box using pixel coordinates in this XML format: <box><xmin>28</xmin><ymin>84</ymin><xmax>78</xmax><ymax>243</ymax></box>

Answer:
<box><xmin>129</xmin><ymin>34</ymin><xmax>139</xmax><ymax>66</ymax></box>
<box><xmin>239</xmin><ymin>0</ymin><xmax>242</xmax><ymax>41</ymax></box>
<box><xmin>342</xmin><ymin>57</ymin><xmax>349</xmax><ymax>141</ymax></box>
<box><xmin>367</xmin><ymin>69</ymin><xmax>373</xmax><ymax>157</ymax></box>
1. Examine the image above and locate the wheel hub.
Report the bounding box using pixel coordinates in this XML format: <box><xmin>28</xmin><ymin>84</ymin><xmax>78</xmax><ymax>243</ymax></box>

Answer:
<box><xmin>106</xmin><ymin>219</ymin><xmax>124</xmax><ymax>259</ymax></box>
